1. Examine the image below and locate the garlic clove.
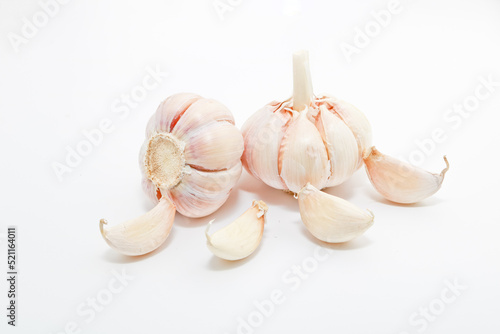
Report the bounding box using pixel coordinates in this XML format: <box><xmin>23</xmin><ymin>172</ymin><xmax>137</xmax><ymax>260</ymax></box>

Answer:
<box><xmin>167</xmin><ymin>163</ymin><xmax>242</xmax><ymax>218</ymax></box>
<box><xmin>99</xmin><ymin>197</ymin><xmax>176</xmax><ymax>256</ymax></box>
<box><xmin>316</xmin><ymin>105</ymin><xmax>359</xmax><ymax>187</ymax></box>
<box><xmin>146</xmin><ymin>93</ymin><xmax>201</xmax><ymax>137</ymax></box>
<box><xmin>364</xmin><ymin>147</ymin><xmax>449</xmax><ymax>204</ymax></box>
<box><xmin>242</xmin><ymin>105</ymin><xmax>292</xmax><ymax>190</ymax></box>
<box><xmin>280</xmin><ymin>110</ymin><xmax>330</xmax><ymax>193</ymax></box>
<box><xmin>172</xmin><ymin>98</ymin><xmax>235</xmax><ymax>140</ymax></box>
<box><xmin>183</xmin><ymin>121</ymin><xmax>244</xmax><ymax>171</ymax></box>
<box><xmin>298</xmin><ymin>183</ymin><xmax>374</xmax><ymax>243</ymax></box>
<box><xmin>323</xmin><ymin>96</ymin><xmax>373</xmax><ymax>167</ymax></box>
<box><xmin>206</xmin><ymin>200</ymin><xmax>268</xmax><ymax>261</ymax></box>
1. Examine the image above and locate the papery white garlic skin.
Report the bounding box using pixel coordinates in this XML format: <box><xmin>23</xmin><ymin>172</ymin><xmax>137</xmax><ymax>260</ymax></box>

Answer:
<box><xmin>298</xmin><ymin>183</ymin><xmax>374</xmax><ymax>243</ymax></box>
<box><xmin>206</xmin><ymin>200</ymin><xmax>268</xmax><ymax>261</ymax></box>
<box><xmin>364</xmin><ymin>147</ymin><xmax>449</xmax><ymax>204</ymax></box>
<box><xmin>141</xmin><ymin>93</ymin><xmax>244</xmax><ymax>218</ymax></box>
<box><xmin>241</xmin><ymin>51</ymin><xmax>372</xmax><ymax>192</ymax></box>
<box><xmin>100</xmin><ymin>197</ymin><xmax>176</xmax><ymax>256</ymax></box>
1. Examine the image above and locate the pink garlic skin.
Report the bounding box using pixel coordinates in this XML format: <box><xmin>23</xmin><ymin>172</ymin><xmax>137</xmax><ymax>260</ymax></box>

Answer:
<box><xmin>242</xmin><ymin>95</ymin><xmax>372</xmax><ymax>193</ymax></box>
<box><xmin>140</xmin><ymin>93</ymin><xmax>244</xmax><ymax>218</ymax></box>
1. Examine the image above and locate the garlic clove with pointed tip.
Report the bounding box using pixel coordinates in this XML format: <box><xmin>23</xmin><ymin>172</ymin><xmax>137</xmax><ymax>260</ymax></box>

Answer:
<box><xmin>206</xmin><ymin>200</ymin><xmax>268</xmax><ymax>261</ymax></box>
<box><xmin>298</xmin><ymin>183</ymin><xmax>374</xmax><ymax>243</ymax></box>
<box><xmin>99</xmin><ymin>197</ymin><xmax>176</xmax><ymax>256</ymax></box>
<box><xmin>364</xmin><ymin>147</ymin><xmax>449</xmax><ymax>204</ymax></box>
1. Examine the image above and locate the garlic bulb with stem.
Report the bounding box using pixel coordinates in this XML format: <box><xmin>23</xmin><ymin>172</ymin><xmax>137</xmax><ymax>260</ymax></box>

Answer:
<box><xmin>242</xmin><ymin>51</ymin><xmax>372</xmax><ymax>193</ymax></box>
<box><xmin>100</xmin><ymin>93</ymin><xmax>244</xmax><ymax>256</ymax></box>
<box><xmin>206</xmin><ymin>200</ymin><xmax>268</xmax><ymax>261</ymax></box>
<box><xmin>364</xmin><ymin>147</ymin><xmax>449</xmax><ymax>204</ymax></box>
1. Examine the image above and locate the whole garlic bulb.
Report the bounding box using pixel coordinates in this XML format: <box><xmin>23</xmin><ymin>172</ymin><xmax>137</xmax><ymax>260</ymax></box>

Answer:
<box><xmin>100</xmin><ymin>93</ymin><xmax>244</xmax><ymax>256</ymax></box>
<box><xmin>242</xmin><ymin>51</ymin><xmax>372</xmax><ymax>193</ymax></box>
<box><xmin>141</xmin><ymin>93</ymin><xmax>244</xmax><ymax>218</ymax></box>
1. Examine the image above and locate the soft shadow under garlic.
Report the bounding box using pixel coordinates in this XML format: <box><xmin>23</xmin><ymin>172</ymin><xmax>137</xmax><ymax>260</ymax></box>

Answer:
<box><xmin>238</xmin><ymin>171</ymin><xmax>298</xmax><ymax>210</ymax></box>
<box><xmin>299</xmin><ymin>228</ymin><xmax>373</xmax><ymax>250</ymax></box>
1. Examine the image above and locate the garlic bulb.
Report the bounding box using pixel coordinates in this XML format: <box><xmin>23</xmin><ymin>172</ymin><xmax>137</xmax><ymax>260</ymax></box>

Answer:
<box><xmin>141</xmin><ymin>93</ymin><xmax>244</xmax><ymax>218</ymax></box>
<box><xmin>364</xmin><ymin>147</ymin><xmax>449</xmax><ymax>204</ymax></box>
<box><xmin>100</xmin><ymin>93</ymin><xmax>244</xmax><ymax>256</ymax></box>
<box><xmin>206</xmin><ymin>200</ymin><xmax>268</xmax><ymax>261</ymax></box>
<box><xmin>100</xmin><ymin>197</ymin><xmax>176</xmax><ymax>256</ymax></box>
<box><xmin>242</xmin><ymin>51</ymin><xmax>372</xmax><ymax>193</ymax></box>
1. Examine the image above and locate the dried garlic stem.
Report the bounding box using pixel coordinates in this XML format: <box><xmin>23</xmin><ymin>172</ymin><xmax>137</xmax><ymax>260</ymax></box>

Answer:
<box><xmin>293</xmin><ymin>50</ymin><xmax>314</xmax><ymax>111</ymax></box>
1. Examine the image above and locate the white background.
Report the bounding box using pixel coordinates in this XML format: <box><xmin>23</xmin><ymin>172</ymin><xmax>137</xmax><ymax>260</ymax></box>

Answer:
<box><xmin>1</xmin><ymin>0</ymin><xmax>499</xmax><ymax>333</ymax></box>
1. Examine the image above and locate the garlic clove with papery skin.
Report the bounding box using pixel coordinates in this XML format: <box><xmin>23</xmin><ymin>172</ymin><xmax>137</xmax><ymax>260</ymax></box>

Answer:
<box><xmin>241</xmin><ymin>103</ymin><xmax>292</xmax><ymax>190</ymax></box>
<box><xmin>168</xmin><ymin>163</ymin><xmax>242</xmax><ymax>218</ymax></box>
<box><xmin>315</xmin><ymin>105</ymin><xmax>359</xmax><ymax>187</ymax></box>
<box><xmin>100</xmin><ymin>197</ymin><xmax>176</xmax><ymax>256</ymax></box>
<box><xmin>280</xmin><ymin>110</ymin><xmax>330</xmax><ymax>193</ymax></box>
<box><xmin>206</xmin><ymin>200</ymin><xmax>268</xmax><ymax>261</ymax></box>
<box><xmin>364</xmin><ymin>147</ymin><xmax>449</xmax><ymax>204</ymax></box>
<box><xmin>298</xmin><ymin>183</ymin><xmax>374</xmax><ymax>243</ymax></box>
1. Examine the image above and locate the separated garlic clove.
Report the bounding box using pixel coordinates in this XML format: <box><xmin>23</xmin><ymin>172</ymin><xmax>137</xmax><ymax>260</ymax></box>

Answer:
<box><xmin>364</xmin><ymin>147</ymin><xmax>449</xmax><ymax>204</ymax></box>
<box><xmin>100</xmin><ymin>197</ymin><xmax>176</xmax><ymax>256</ymax></box>
<box><xmin>298</xmin><ymin>183</ymin><xmax>374</xmax><ymax>243</ymax></box>
<box><xmin>206</xmin><ymin>200</ymin><xmax>268</xmax><ymax>261</ymax></box>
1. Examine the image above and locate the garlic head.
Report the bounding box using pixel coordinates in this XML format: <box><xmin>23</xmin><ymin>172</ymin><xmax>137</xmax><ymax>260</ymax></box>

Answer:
<box><xmin>141</xmin><ymin>93</ymin><xmax>244</xmax><ymax>218</ymax></box>
<box><xmin>242</xmin><ymin>51</ymin><xmax>372</xmax><ymax>193</ymax></box>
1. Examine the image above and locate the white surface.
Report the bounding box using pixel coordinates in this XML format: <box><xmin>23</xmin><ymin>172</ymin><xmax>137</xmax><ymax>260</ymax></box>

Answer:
<box><xmin>1</xmin><ymin>0</ymin><xmax>499</xmax><ymax>333</ymax></box>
